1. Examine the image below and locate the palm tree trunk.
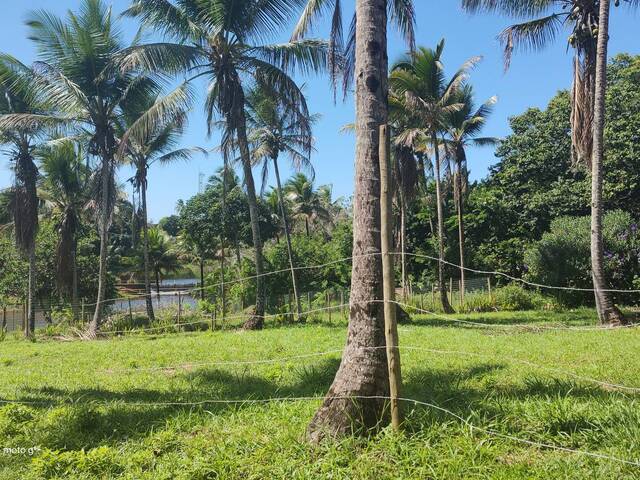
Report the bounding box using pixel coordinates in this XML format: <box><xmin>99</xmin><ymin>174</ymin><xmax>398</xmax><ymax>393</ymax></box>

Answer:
<box><xmin>141</xmin><ymin>179</ymin><xmax>155</xmax><ymax>322</ymax></box>
<box><xmin>88</xmin><ymin>158</ymin><xmax>112</xmax><ymax>338</ymax></box>
<box><xmin>273</xmin><ymin>156</ymin><xmax>302</xmax><ymax>321</ymax></box>
<box><xmin>219</xmin><ymin>249</ymin><xmax>226</xmax><ymax>319</ymax></box>
<box><xmin>433</xmin><ymin>133</ymin><xmax>454</xmax><ymax>313</ymax></box>
<box><xmin>26</xmin><ymin>246</ymin><xmax>36</xmax><ymax>337</ymax></box>
<box><xmin>307</xmin><ymin>0</ymin><xmax>389</xmax><ymax>443</ymax></box>
<box><xmin>456</xmin><ymin>166</ymin><xmax>466</xmax><ymax>305</ymax></box>
<box><xmin>235</xmin><ymin>111</ymin><xmax>265</xmax><ymax>330</ymax></box>
<box><xmin>199</xmin><ymin>258</ymin><xmax>205</xmax><ymax>301</ymax></box>
<box><xmin>155</xmin><ymin>270</ymin><xmax>161</xmax><ymax>303</ymax></box>
<box><xmin>71</xmin><ymin>242</ymin><xmax>79</xmax><ymax>323</ymax></box>
<box><xmin>590</xmin><ymin>0</ymin><xmax>625</xmax><ymax>326</ymax></box>
<box><xmin>305</xmin><ymin>218</ymin><xmax>310</xmax><ymax>237</ymax></box>
<box><xmin>400</xmin><ymin>192</ymin><xmax>407</xmax><ymax>299</ymax></box>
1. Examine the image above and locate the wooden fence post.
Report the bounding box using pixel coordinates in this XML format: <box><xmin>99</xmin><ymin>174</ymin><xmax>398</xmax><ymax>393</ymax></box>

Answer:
<box><xmin>380</xmin><ymin>124</ymin><xmax>402</xmax><ymax>431</ymax></box>
<box><xmin>1</xmin><ymin>306</ymin><xmax>6</xmax><ymax>332</ymax></box>
<box><xmin>128</xmin><ymin>298</ymin><xmax>133</xmax><ymax>322</ymax></box>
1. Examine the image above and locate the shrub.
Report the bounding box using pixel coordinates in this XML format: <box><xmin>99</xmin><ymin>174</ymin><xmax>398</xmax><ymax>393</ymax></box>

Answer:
<box><xmin>524</xmin><ymin>210</ymin><xmax>640</xmax><ymax>307</ymax></box>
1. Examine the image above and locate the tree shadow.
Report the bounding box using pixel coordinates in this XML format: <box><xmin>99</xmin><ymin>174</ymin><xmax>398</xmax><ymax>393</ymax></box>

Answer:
<box><xmin>3</xmin><ymin>356</ymin><xmax>632</xmax><ymax>452</ymax></box>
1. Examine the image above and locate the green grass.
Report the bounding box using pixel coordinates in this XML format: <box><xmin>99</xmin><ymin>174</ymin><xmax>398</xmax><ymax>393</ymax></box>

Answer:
<box><xmin>1</xmin><ymin>310</ymin><xmax>640</xmax><ymax>479</ymax></box>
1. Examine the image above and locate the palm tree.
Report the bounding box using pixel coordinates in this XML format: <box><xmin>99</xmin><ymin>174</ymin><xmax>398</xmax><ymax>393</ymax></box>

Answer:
<box><xmin>294</xmin><ymin>0</ymin><xmax>416</xmax><ymax>442</ymax></box>
<box><xmin>246</xmin><ymin>83</ymin><xmax>316</xmax><ymax>322</ymax></box>
<box><xmin>12</xmin><ymin>0</ymin><xmax>163</xmax><ymax>337</ymax></box>
<box><xmin>38</xmin><ymin>140</ymin><xmax>89</xmax><ymax>322</ymax></box>
<box><xmin>285</xmin><ymin>174</ymin><xmax>331</xmax><ymax>237</ymax></box>
<box><xmin>443</xmin><ymin>85</ymin><xmax>497</xmax><ymax>303</ymax></box>
<box><xmin>390</xmin><ymin>41</ymin><xmax>476</xmax><ymax>314</ymax></box>
<box><xmin>122</xmin><ymin>92</ymin><xmax>204</xmax><ymax>323</ymax></box>
<box><xmin>121</xmin><ymin>0</ymin><xmax>327</xmax><ymax>330</ymax></box>
<box><xmin>590</xmin><ymin>0</ymin><xmax>625</xmax><ymax>325</ymax></box>
<box><xmin>147</xmin><ymin>227</ymin><xmax>180</xmax><ymax>298</ymax></box>
<box><xmin>0</xmin><ymin>56</ymin><xmax>50</xmax><ymax>337</ymax></box>
<box><xmin>462</xmin><ymin>0</ymin><xmax>632</xmax><ymax>324</ymax></box>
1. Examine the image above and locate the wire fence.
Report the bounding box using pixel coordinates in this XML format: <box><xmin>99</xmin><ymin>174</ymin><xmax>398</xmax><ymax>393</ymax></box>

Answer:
<box><xmin>3</xmin><ymin>250</ymin><xmax>640</xmax><ymax>334</ymax></box>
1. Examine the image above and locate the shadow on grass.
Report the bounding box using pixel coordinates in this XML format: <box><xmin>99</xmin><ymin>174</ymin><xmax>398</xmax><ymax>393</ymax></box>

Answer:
<box><xmin>3</xmin><ymin>356</ymin><xmax>632</xmax><ymax>451</ymax></box>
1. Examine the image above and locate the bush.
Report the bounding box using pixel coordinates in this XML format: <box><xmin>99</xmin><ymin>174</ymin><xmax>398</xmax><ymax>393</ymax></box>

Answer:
<box><xmin>524</xmin><ymin>210</ymin><xmax>640</xmax><ymax>307</ymax></box>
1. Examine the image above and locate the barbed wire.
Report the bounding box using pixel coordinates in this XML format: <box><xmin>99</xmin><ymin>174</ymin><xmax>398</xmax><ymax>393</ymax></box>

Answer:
<box><xmin>4</xmin><ymin>249</ymin><xmax>640</xmax><ymax>314</ymax></box>
<box><xmin>101</xmin><ymin>343</ymin><xmax>640</xmax><ymax>394</ymax></box>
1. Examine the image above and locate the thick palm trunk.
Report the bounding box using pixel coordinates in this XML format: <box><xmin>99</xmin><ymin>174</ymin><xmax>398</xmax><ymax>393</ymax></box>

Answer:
<box><xmin>590</xmin><ymin>0</ymin><xmax>625</xmax><ymax>326</ymax></box>
<box><xmin>433</xmin><ymin>133</ymin><xmax>454</xmax><ymax>313</ymax></box>
<box><xmin>307</xmin><ymin>0</ymin><xmax>389</xmax><ymax>442</ymax></box>
<box><xmin>26</xmin><ymin>246</ymin><xmax>36</xmax><ymax>336</ymax></box>
<box><xmin>141</xmin><ymin>180</ymin><xmax>155</xmax><ymax>322</ymax></box>
<box><xmin>273</xmin><ymin>156</ymin><xmax>302</xmax><ymax>321</ymax></box>
<box><xmin>235</xmin><ymin>113</ymin><xmax>266</xmax><ymax>330</ymax></box>
<box><xmin>88</xmin><ymin>159</ymin><xmax>111</xmax><ymax>338</ymax></box>
<box><xmin>455</xmin><ymin>167</ymin><xmax>465</xmax><ymax>305</ymax></box>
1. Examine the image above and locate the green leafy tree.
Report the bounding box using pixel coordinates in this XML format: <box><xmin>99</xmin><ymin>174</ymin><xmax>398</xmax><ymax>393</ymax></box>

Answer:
<box><xmin>38</xmin><ymin>140</ymin><xmax>89</xmax><ymax>321</ymax></box>
<box><xmin>0</xmin><ymin>56</ymin><xmax>51</xmax><ymax>336</ymax></box>
<box><xmin>390</xmin><ymin>41</ymin><xmax>476</xmax><ymax>313</ymax></box>
<box><xmin>121</xmin><ymin>0</ymin><xmax>327</xmax><ymax>330</ymax></box>
<box><xmin>146</xmin><ymin>227</ymin><xmax>180</xmax><ymax>298</ymax></box>
<box><xmin>443</xmin><ymin>84</ymin><xmax>497</xmax><ymax>302</ymax></box>
<box><xmin>247</xmin><ymin>83</ymin><xmax>316</xmax><ymax>321</ymax></box>
<box><xmin>12</xmin><ymin>0</ymin><xmax>162</xmax><ymax>337</ymax></box>
<box><xmin>285</xmin><ymin>173</ymin><xmax>331</xmax><ymax>237</ymax></box>
<box><xmin>122</xmin><ymin>92</ymin><xmax>204</xmax><ymax>322</ymax></box>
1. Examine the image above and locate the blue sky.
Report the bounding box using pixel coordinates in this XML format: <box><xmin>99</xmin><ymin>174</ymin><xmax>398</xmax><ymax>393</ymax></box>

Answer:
<box><xmin>0</xmin><ymin>1</ymin><xmax>638</xmax><ymax>221</ymax></box>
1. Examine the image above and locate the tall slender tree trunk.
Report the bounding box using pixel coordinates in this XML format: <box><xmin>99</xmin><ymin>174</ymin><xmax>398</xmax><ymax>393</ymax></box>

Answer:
<box><xmin>455</xmin><ymin>166</ymin><xmax>465</xmax><ymax>305</ymax></box>
<box><xmin>219</xmin><ymin>250</ymin><xmax>226</xmax><ymax>319</ymax></box>
<box><xmin>307</xmin><ymin>0</ymin><xmax>389</xmax><ymax>442</ymax></box>
<box><xmin>88</xmin><ymin>158</ymin><xmax>112</xmax><ymax>338</ymax></box>
<box><xmin>71</xmin><ymin>242</ymin><xmax>79</xmax><ymax>323</ymax></box>
<box><xmin>26</xmin><ymin>246</ymin><xmax>36</xmax><ymax>336</ymax></box>
<box><xmin>199</xmin><ymin>258</ymin><xmax>205</xmax><ymax>301</ymax></box>
<box><xmin>432</xmin><ymin>133</ymin><xmax>454</xmax><ymax>313</ymax></box>
<box><xmin>235</xmin><ymin>109</ymin><xmax>265</xmax><ymax>330</ymax></box>
<box><xmin>590</xmin><ymin>0</ymin><xmax>625</xmax><ymax>326</ymax></box>
<box><xmin>399</xmin><ymin>192</ymin><xmax>407</xmax><ymax>299</ymax></box>
<box><xmin>273</xmin><ymin>156</ymin><xmax>302</xmax><ymax>321</ymax></box>
<box><xmin>155</xmin><ymin>270</ymin><xmax>161</xmax><ymax>303</ymax></box>
<box><xmin>141</xmin><ymin>179</ymin><xmax>155</xmax><ymax>322</ymax></box>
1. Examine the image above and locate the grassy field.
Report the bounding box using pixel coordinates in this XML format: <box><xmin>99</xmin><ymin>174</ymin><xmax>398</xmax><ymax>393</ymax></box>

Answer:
<box><xmin>1</xmin><ymin>309</ymin><xmax>639</xmax><ymax>479</ymax></box>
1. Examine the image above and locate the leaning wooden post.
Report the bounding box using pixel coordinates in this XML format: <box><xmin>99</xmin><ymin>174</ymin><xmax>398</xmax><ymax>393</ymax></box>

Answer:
<box><xmin>128</xmin><ymin>297</ymin><xmax>133</xmax><ymax>322</ymax></box>
<box><xmin>379</xmin><ymin>124</ymin><xmax>402</xmax><ymax>431</ymax></box>
<box><xmin>1</xmin><ymin>306</ymin><xmax>6</xmax><ymax>332</ymax></box>
<box><xmin>177</xmin><ymin>291</ymin><xmax>182</xmax><ymax>328</ymax></box>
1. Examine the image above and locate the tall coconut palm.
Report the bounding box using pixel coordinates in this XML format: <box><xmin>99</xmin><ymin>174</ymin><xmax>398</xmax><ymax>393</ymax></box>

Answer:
<box><xmin>11</xmin><ymin>0</ymin><xmax>164</xmax><ymax>338</ymax></box>
<box><xmin>462</xmin><ymin>0</ymin><xmax>639</xmax><ymax>167</ymax></box>
<box><xmin>122</xmin><ymin>93</ymin><xmax>205</xmax><ymax>323</ymax></box>
<box><xmin>121</xmin><ymin>0</ymin><xmax>327</xmax><ymax>330</ymax></box>
<box><xmin>294</xmin><ymin>0</ymin><xmax>416</xmax><ymax>442</ymax></box>
<box><xmin>38</xmin><ymin>140</ymin><xmax>89</xmax><ymax>322</ymax></box>
<box><xmin>285</xmin><ymin>173</ymin><xmax>331</xmax><ymax>237</ymax></box>
<box><xmin>462</xmin><ymin>0</ymin><xmax>633</xmax><ymax>323</ymax></box>
<box><xmin>590</xmin><ymin>0</ymin><xmax>626</xmax><ymax>325</ymax></box>
<box><xmin>147</xmin><ymin>227</ymin><xmax>180</xmax><ymax>298</ymax></box>
<box><xmin>390</xmin><ymin>41</ymin><xmax>476</xmax><ymax>314</ymax></box>
<box><xmin>0</xmin><ymin>56</ymin><xmax>50</xmax><ymax>337</ymax></box>
<box><xmin>246</xmin><ymin>83</ymin><xmax>316</xmax><ymax>322</ymax></box>
<box><xmin>443</xmin><ymin>85</ymin><xmax>497</xmax><ymax>303</ymax></box>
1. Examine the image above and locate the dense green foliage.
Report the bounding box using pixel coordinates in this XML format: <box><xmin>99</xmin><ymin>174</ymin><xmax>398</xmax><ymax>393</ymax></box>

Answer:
<box><xmin>524</xmin><ymin>210</ymin><xmax>640</xmax><ymax>306</ymax></box>
<box><xmin>402</xmin><ymin>54</ymin><xmax>640</xmax><ymax>300</ymax></box>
